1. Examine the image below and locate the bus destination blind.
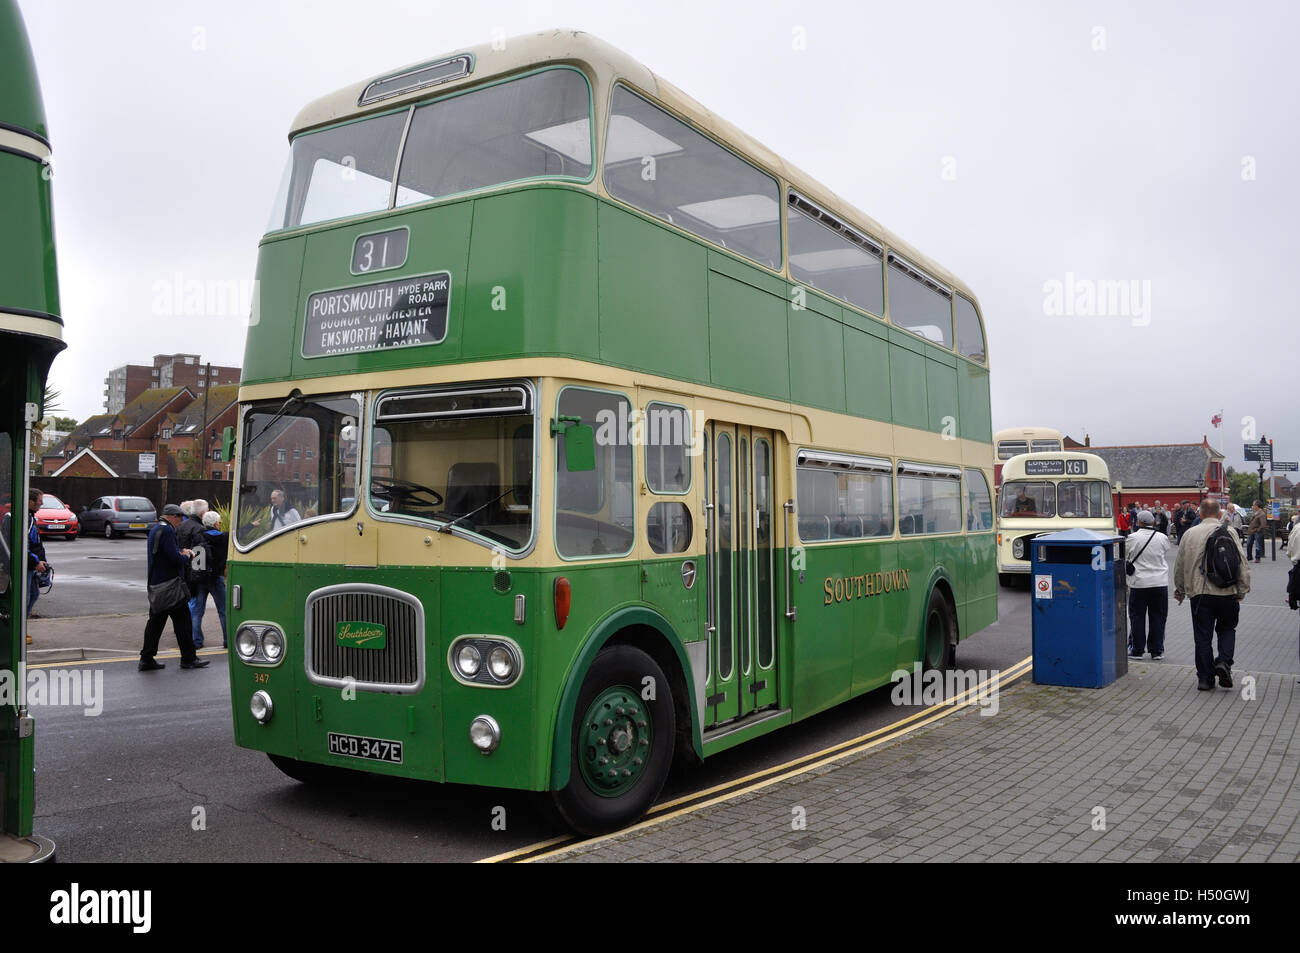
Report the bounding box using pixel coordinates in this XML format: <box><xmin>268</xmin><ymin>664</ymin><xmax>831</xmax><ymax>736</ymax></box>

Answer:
<box><xmin>303</xmin><ymin>272</ymin><xmax>450</xmax><ymax>357</ymax></box>
<box><xmin>1024</xmin><ymin>459</ymin><xmax>1088</xmax><ymax>476</ymax></box>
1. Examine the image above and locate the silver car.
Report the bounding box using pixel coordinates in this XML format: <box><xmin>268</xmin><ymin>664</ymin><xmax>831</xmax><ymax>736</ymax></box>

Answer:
<box><xmin>78</xmin><ymin>496</ymin><xmax>158</xmax><ymax>538</ymax></box>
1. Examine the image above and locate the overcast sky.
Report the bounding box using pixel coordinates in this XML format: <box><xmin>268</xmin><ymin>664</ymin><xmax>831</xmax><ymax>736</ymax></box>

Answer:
<box><xmin>19</xmin><ymin>0</ymin><xmax>1300</xmax><ymax>474</ymax></box>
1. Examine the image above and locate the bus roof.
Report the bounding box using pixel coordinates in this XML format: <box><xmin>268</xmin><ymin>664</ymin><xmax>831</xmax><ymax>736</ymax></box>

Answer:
<box><xmin>1001</xmin><ymin>451</ymin><xmax>1110</xmax><ymax>479</ymax></box>
<box><xmin>289</xmin><ymin>28</ymin><xmax>979</xmax><ymax>302</ymax></box>
<box><xmin>0</xmin><ymin>0</ymin><xmax>50</xmax><ymax>143</ymax></box>
<box><xmin>994</xmin><ymin>426</ymin><xmax>1063</xmax><ymax>442</ymax></box>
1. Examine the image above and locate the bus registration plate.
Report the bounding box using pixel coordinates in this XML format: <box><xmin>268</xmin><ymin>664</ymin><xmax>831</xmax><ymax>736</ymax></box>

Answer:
<box><xmin>328</xmin><ymin>732</ymin><xmax>403</xmax><ymax>764</ymax></box>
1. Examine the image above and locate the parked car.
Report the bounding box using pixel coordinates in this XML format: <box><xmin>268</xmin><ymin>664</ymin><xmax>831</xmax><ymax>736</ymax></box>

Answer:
<box><xmin>34</xmin><ymin>493</ymin><xmax>79</xmax><ymax>540</ymax></box>
<box><xmin>78</xmin><ymin>496</ymin><xmax>157</xmax><ymax>538</ymax></box>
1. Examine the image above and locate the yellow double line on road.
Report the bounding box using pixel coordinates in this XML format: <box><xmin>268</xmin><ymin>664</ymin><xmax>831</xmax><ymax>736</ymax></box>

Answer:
<box><xmin>28</xmin><ymin>648</ymin><xmax>228</xmax><ymax>670</ymax></box>
<box><xmin>481</xmin><ymin>655</ymin><xmax>1034</xmax><ymax>863</ymax></box>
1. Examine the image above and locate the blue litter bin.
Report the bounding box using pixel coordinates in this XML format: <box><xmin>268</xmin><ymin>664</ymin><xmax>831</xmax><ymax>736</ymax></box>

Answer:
<box><xmin>1030</xmin><ymin>528</ymin><xmax>1128</xmax><ymax>688</ymax></box>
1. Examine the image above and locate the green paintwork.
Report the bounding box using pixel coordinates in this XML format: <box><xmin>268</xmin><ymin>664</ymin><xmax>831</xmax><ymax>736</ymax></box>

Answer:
<box><xmin>578</xmin><ymin>685</ymin><xmax>652</xmax><ymax>797</ymax></box>
<box><xmin>231</xmin><ymin>161</ymin><xmax>996</xmax><ymax>804</ymax></box>
<box><xmin>244</xmin><ymin>184</ymin><xmax>990</xmax><ymax>443</ymax></box>
<box><xmin>0</xmin><ymin>0</ymin><xmax>49</xmax><ymax>142</ymax></box>
<box><xmin>0</xmin><ymin>0</ymin><xmax>62</xmax><ymax>846</ymax></box>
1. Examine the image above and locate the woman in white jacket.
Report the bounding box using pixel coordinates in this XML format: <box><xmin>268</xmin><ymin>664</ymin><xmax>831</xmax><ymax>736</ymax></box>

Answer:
<box><xmin>1128</xmin><ymin>509</ymin><xmax>1174</xmax><ymax>660</ymax></box>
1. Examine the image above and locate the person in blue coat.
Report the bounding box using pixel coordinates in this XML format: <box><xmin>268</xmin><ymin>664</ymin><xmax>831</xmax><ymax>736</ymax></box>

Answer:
<box><xmin>139</xmin><ymin>504</ymin><xmax>209</xmax><ymax>672</ymax></box>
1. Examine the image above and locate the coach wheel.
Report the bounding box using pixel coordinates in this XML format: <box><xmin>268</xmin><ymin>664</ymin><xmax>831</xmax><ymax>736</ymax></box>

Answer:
<box><xmin>550</xmin><ymin>645</ymin><xmax>675</xmax><ymax>836</ymax></box>
<box><xmin>103</xmin><ymin>522</ymin><xmax>115</xmax><ymax>540</ymax></box>
<box><xmin>922</xmin><ymin>589</ymin><xmax>955</xmax><ymax>672</ymax></box>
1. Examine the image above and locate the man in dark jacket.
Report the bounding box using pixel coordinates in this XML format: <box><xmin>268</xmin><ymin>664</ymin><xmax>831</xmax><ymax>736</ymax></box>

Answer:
<box><xmin>190</xmin><ymin>509</ymin><xmax>230</xmax><ymax>649</ymax></box>
<box><xmin>139</xmin><ymin>504</ymin><xmax>209</xmax><ymax>672</ymax></box>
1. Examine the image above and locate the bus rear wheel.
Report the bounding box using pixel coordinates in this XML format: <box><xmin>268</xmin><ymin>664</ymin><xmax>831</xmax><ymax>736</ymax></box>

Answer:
<box><xmin>922</xmin><ymin>589</ymin><xmax>956</xmax><ymax>672</ymax></box>
<box><xmin>550</xmin><ymin>645</ymin><xmax>675</xmax><ymax>836</ymax></box>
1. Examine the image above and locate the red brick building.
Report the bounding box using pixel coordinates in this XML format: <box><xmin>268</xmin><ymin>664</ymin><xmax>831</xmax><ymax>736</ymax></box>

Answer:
<box><xmin>103</xmin><ymin>353</ymin><xmax>240</xmax><ymax>414</ymax></box>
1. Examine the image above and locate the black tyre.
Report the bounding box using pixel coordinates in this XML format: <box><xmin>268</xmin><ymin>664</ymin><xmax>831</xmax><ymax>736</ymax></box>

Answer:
<box><xmin>550</xmin><ymin>645</ymin><xmax>675</xmax><ymax>836</ymax></box>
<box><xmin>922</xmin><ymin>588</ymin><xmax>956</xmax><ymax>672</ymax></box>
<box><xmin>997</xmin><ymin>573</ymin><xmax>1014</xmax><ymax>588</ymax></box>
<box><xmin>103</xmin><ymin>522</ymin><xmax>115</xmax><ymax>540</ymax></box>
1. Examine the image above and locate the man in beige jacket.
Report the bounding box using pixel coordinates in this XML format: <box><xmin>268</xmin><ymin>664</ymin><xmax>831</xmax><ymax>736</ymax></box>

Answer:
<box><xmin>1174</xmin><ymin>499</ymin><xmax>1251</xmax><ymax>691</ymax></box>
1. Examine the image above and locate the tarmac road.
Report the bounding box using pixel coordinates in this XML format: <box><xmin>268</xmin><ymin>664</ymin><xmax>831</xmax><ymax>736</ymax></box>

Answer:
<box><xmin>29</xmin><ymin>589</ymin><xmax>1033</xmax><ymax>862</ymax></box>
<box><xmin>31</xmin><ymin>533</ymin><xmax>152</xmax><ymax>618</ymax></box>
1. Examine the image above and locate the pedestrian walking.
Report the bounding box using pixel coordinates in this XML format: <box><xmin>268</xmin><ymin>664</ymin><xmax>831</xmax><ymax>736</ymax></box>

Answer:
<box><xmin>1127</xmin><ymin>510</ymin><xmax>1173</xmax><ymax>660</ymax></box>
<box><xmin>1173</xmin><ymin>499</ymin><xmax>1250</xmax><ymax>691</ymax></box>
<box><xmin>24</xmin><ymin>488</ymin><xmax>48</xmax><ymax>640</ymax></box>
<box><xmin>140</xmin><ymin>503</ymin><xmax>209</xmax><ymax>672</ymax></box>
<box><xmin>190</xmin><ymin>509</ymin><xmax>229</xmax><ymax>650</ymax></box>
<box><xmin>1247</xmin><ymin>501</ymin><xmax>1266</xmax><ymax>563</ymax></box>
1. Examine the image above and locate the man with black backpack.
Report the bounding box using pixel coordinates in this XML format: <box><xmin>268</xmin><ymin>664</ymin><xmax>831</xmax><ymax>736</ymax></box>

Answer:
<box><xmin>1174</xmin><ymin>499</ymin><xmax>1251</xmax><ymax>691</ymax></box>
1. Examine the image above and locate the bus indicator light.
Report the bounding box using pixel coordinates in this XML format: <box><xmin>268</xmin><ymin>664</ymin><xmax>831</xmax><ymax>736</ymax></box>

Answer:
<box><xmin>554</xmin><ymin>577</ymin><xmax>571</xmax><ymax>630</ymax></box>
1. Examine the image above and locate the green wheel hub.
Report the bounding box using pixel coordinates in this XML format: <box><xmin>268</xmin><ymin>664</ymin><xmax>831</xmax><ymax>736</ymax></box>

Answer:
<box><xmin>579</xmin><ymin>685</ymin><xmax>652</xmax><ymax>797</ymax></box>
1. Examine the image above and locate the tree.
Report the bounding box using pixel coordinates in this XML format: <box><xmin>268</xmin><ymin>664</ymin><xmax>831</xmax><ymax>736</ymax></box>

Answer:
<box><xmin>51</xmin><ymin>416</ymin><xmax>77</xmax><ymax>431</ymax></box>
<box><xmin>1228</xmin><ymin>471</ymin><xmax>1258</xmax><ymax>507</ymax></box>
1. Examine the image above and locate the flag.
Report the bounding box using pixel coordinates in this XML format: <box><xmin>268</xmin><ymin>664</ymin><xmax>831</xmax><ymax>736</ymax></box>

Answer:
<box><xmin>1211</xmin><ymin>413</ymin><xmax>1222</xmax><ymax>428</ymax></box>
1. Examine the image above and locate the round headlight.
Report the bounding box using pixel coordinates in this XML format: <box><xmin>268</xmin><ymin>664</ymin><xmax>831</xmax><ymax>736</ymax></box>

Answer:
<box><xmin>236</xmin><ymin>627</ymin><xmax>259</xmax><ymax>660</ymax></box>
<box><xmin>488</xmin><ymin>645</ymin><xmax>515</xmax><ymax>681</ymax></box>
<box><xmin>470</xmin><ymin>715</ymin><xmax>500</xmax><ymax>753</ymax></box>
<box><xmin>1013</xmin><ymin>538</ymin><xmax>1025</xmax><ymax>559</ymax></box>
<box><xmin>250</xmin><ymin>690</ymin><xmax>274</xmax><ymax>724</ymax></box>
<box><xmin>261</xmin><ymin>628</ymin><xmax>284</xmax><ymax>662</ymax></box>
<box><xmin>456</xmin><ymin>643</ymin><xmax>482</xmax><ymax>677</ymax></box>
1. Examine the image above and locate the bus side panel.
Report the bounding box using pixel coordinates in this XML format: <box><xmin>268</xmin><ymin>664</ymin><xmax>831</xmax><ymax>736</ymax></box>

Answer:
<box><xmin>791</xmin><ymin>544</ymin><xmax>854</xmax><ymax>719</ymax></box>
<box><xmin>0</xmin><ymin>151</ymin><xmax>59</xmax><ymax>315</ymax></box>
<box><xmin>464</xmin><ymin>188</ymin><xmax>599</xmax><ymax>361</ymax></box>
<box><xmin>788</xmin><ymin>302</ymin><xmax>847</xmax><ymax>413</ymax></box>
<box><xmin>932</xmin><ymin>534</ymin><xmax>967</xmax><ymax>635</ymax></box>
<box><xmin>925</xmin><ymin>351</ymin><xmax>958</xmax><ymax>435</ymax></box>
<box><xmin>851</xmin><ymin>541</ymin><xmax>902</xmax><ymax>695</ymax></box>
<box><xmin>893</xmin><ymin>538</ymin><xmax>933</xmax><ymax>670</ymax></box>
<box><xmin>706</xmin><ymin>257</ymin><xmax>790</xmax><ymax>403</ymax></box>
<box><xmin>888</xmin><ymin>336</ymin><xmax>929</xmax><ymax>432</ymax></box>
<box><xmin>963</xmin><ymin>532</ymin><xmax>999</xmax><ymax>638</ymax></box>
<box><xmin>843</xmin><ymin>323</ymin><xmax>892</xmax><ymax>423</ymax></box>
<box><xmin>959</xmin><ymin>362</ymin><xmax>993</xmax><ymax>443</ymax></box>
<box><xmin>597</xmin><ymin>204</ymin><xmax>710</xmax><ymax>383</ymax></box>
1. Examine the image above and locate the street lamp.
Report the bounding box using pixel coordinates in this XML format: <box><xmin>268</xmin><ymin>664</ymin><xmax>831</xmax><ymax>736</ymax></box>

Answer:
<box><xmin>1194</xmin><ymin>475</ymin><xmax>1204</xmax><ymax>504</ymax></box>
<box><xmin>1116</xmin><ymin>480</ymin><xmax>1123</xmax><ymax>514</ymax></box>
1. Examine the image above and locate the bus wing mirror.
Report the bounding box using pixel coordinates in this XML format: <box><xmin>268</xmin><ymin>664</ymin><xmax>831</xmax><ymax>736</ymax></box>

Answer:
<box><xmin>221</xmin><ymin>426</ymin><xmax>236</xmax><ymax>463</ymax></box>
<box><xmin>552</xmin><ymin>417</ymin><xmax>595</xmax><ymax>472</ymax></box>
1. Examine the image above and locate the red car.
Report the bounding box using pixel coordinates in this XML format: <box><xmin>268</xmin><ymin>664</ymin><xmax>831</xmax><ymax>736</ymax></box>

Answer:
<box><xmin>34</xmin><ymin>493</ymin><xmax>80</xmax><ymax>540</ymax></box>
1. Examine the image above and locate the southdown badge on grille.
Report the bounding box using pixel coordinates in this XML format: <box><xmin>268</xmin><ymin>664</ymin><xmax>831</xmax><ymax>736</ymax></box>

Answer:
<box><xmin>335</xmin><ymin>621</ymin><xmax>387</xmax><ymax>650</ymax></box>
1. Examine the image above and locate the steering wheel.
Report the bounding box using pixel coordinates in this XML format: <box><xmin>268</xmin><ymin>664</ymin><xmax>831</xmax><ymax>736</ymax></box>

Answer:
<box><xmin>370</xmin><ymin>477</ymin><xmax>443</xmax><ymax>509</ymax></box>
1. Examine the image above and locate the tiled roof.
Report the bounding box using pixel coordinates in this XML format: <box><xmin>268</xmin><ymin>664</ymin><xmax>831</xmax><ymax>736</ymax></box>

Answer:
<box><xmin>71</xmin><ymin>413</ymin><xmax>117</xmax><ymax>440</ymax></box>
<box><xmin>1083</xmin><ymin>444</ymin><xmax>1210</xmax><ymax>489</ymax></box>
<box><xmin>116</xmin><ymin>387</ymin><xmax>193</xmax><ymax>436</ymax></box>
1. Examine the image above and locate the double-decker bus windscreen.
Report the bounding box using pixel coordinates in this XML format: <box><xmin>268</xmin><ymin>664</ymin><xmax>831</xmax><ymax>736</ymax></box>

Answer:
<box><xmin>369</xmin><ymin>385</ymin><xmax>534</xmax><ymax>551</ymax></box>
<box><xmin>267</xmin><ymin>67</ymin><xmax>592</xmax><ymax>232</ymax></box>
<box><xmin>236</xmin><ymin>394</ymin><xmax>361</xmax><ymax>547</ymax></box>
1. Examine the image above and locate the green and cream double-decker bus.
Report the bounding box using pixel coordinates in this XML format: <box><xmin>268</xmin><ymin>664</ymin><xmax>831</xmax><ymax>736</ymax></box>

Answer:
<box><xmin>1</xmin><ymin>0</ymin><xmax>61</xmax><ymax>862</ymax></box>
<box><xmin>228</xmin><ymin>30</ymin><xmax>997</xmax><ymax>834</ymax></box>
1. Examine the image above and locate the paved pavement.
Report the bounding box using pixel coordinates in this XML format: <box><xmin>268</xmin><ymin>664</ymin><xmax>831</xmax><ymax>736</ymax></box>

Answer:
<box><xmin>546</xmin><ymin>549</ymin><xmax>1300</xmax><ymax>862</ymax></box>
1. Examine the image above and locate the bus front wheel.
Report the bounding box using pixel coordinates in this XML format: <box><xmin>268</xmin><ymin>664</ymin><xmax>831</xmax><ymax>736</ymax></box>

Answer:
<box><xmin>550</xmin><ymin>645</ymin><xmax>675</xmax><ymax>836</ymax></box>
<box><xmin>922</xmin><ymin>589</ymin><xmax>956</xmax><ymax>672</ymax></box>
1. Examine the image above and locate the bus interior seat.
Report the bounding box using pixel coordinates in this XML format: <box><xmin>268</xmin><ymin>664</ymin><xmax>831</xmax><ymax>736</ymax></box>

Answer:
<box><xmin>445</xmin><ymin>462</ymin><xmax>500</xmax><ymax>518</ymax></box>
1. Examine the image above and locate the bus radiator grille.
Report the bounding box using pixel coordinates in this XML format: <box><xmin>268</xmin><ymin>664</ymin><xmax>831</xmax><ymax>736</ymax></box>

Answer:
<box><xmin>304</xmin><ymin>585</ymin><xmax>425</xmax><ymax>693</ymax></box>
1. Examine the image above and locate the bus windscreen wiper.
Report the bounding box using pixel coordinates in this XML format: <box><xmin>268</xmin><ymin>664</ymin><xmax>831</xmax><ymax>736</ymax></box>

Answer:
<box><xmin>245</xmin><ymin>393</ymin><xmax>304</xmax><ymax>450</ymax></box>
<box><xmin>439</xmin><ymin>487</ymin><xmax>517</xmax><ymax>533</ymax></box>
